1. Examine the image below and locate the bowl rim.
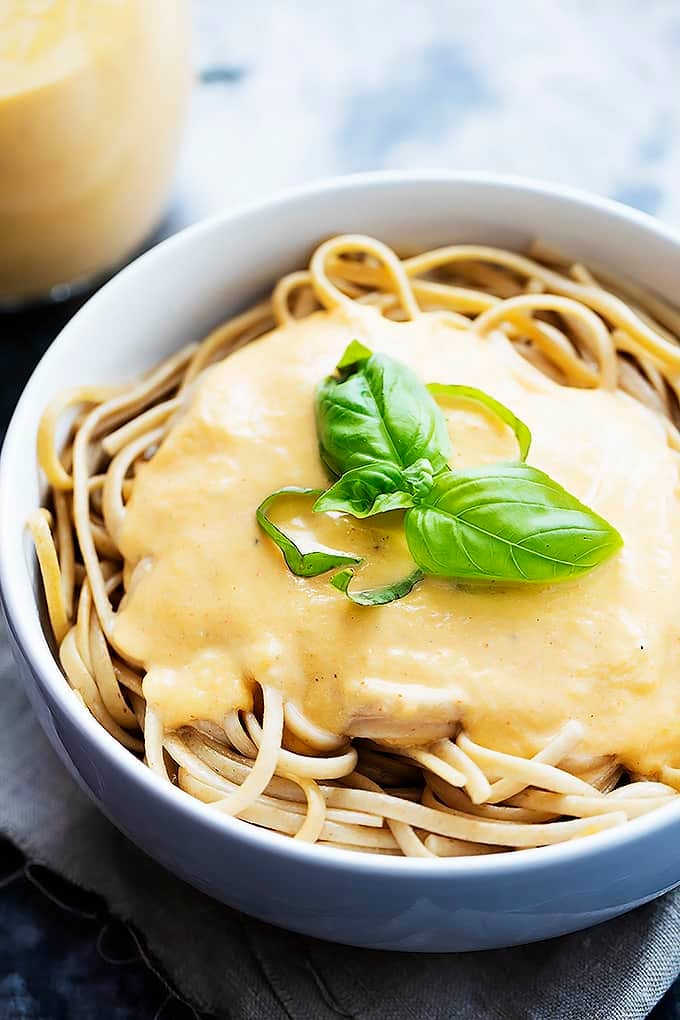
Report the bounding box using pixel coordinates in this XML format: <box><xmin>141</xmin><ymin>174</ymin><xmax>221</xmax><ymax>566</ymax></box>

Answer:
<box><xmin>3</xmin><ymin>167</ymin><xmax>680</xmax><ymax>878</ymax></box>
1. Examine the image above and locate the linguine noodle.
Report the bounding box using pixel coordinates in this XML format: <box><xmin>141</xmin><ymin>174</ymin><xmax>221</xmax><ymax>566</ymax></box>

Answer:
<box><xmin>30</xmin><ymin>235</ymin><xmax>680</xmax><ymax>856</ymax></box>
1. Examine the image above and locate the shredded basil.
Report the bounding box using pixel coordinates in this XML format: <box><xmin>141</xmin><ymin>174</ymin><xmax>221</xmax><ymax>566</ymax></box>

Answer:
<box><xmin>427</xmin><ymin>383</ymin><xmax>532</xmax><ymax>461</ymax></box>
<box><xmin>330</xmin><ymin>566</ymin><xmax>425</xmax><ymax>605</ymax></box>
<box><xmin>256</xmin><ymin>488</ymin><xmax>360</xmax><ymax>577</ymax></box>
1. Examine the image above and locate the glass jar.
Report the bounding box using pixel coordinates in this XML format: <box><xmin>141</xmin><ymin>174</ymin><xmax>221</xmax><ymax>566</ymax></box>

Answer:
<box><xmin>0</xmin><ymin>0</ymin><xmax>192</xmax><ymax>305</ymax></box>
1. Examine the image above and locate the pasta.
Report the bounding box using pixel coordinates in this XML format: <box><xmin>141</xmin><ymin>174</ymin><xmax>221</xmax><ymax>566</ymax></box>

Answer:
<box><xmin>30</xmin><ymin>234</ymin><xmax>680</xmax><ymax>857</ymax></box>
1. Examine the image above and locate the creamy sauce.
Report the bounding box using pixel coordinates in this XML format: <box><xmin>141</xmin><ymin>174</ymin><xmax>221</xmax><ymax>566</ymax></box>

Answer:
<box><xmin>0</xmin><ymin>0</ymin><xmax>190</xmax><ymax>301</ymax></box>
<box><xmin>114</xmin><ymin>305</ymin><xmax>680</xmax><ymax>776</ymax></box>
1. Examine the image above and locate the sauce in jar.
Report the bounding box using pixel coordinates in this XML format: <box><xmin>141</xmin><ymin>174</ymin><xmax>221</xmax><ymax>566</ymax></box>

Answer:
<box><xmin>0</xmin><ymin>0</ymin><xmax>191</xmax><ymax>303</ymax></box>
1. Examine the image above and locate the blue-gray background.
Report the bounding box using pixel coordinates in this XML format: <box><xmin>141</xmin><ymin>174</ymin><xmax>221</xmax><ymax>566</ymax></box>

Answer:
<box><xmin>3</xmin><ymin>1</ymin><xmax>680</xmax><ymax>1016</ymax></box>
<box><xmin>181</xmin><ymin>0</ymin><xmax>680</xmax><ymax>226</ymax></box>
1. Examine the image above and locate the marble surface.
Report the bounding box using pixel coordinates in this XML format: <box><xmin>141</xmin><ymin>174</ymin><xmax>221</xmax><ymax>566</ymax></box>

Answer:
<box><xmin>3</xmin><ymin>1</ymin><xmax>680</xmax><ymax>1016</ymax></box>
<box><xmin>180</xmin><ymin>0</ymin><xmax>680</xmax><ymax>226</ymax></box>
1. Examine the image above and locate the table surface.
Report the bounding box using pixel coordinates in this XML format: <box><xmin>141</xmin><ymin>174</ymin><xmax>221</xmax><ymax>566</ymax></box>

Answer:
<box><xmin>3</xmin><ymin>1</ymin><xmax>680</xmax><ymax>1015</ymax></box>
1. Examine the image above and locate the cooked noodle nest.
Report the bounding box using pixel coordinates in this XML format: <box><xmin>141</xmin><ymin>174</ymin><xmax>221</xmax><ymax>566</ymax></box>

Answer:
<box><xmin>29</xmin><ymin>234</ymin><xmax>680</xmax><ymax>857</ymax></box>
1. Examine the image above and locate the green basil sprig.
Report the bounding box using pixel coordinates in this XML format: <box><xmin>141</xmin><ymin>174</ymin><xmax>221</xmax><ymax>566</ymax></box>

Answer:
<box><xmin>256</xmin><ymin>342</ymin><xmax>623</xmax><ymax>604</ymax></box>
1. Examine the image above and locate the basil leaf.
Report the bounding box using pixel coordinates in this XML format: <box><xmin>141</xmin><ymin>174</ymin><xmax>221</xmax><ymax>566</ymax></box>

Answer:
<box><xmin>336</xmin><ymin>339</ymin><xmax>373</xmax><ymax>374</ymax></box>
<box><xmin>256</xmin><ymin>487</ymin><xmax>361</xmax><ymax>577</ymax></box>
<box><xmin>402</xmin><ymin>457</ymin><xmax>435</xmax><ymax>500</ymax></box>
<box><xmin>428</xmin><ymin>383</ymin><xmax>532</xmax><ymax>461</ymax></box>
<box><xmin>316</xmin><ymin>351</ymin><xmax>451</xmax><ymax>477</ymax></box>
<box><xmin>313</xmin><ymin>461</ymin><xmax>415</xmax><ymax>518</ymax></box>
<box><xmin>404</xmin><ymin>464</ymin><xmax>622</xmax><ymax>583</ymax></box>
<box><xmin>331</xmin><ymin>566</ymin><xmax>425</xmax><ymax>605</ymax></box>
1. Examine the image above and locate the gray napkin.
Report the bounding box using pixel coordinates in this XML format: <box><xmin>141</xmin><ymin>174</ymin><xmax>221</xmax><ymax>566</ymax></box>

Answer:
<box><xmin>1</xmin><ymin>615</ymin><xmax>679</xmax><ymax>1020</ymax></box>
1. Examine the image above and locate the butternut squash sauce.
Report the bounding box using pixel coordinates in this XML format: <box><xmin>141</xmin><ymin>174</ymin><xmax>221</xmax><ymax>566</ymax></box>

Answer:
<box><xmin>113</xmin><ymin>305</ymin><xmax>680</xmax><ymax>776</ymax></box>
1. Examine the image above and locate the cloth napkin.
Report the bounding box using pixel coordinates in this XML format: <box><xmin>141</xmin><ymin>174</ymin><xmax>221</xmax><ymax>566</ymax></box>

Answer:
<box><xmin>1</xmin><ymin>615</ymin><xmax>679</xmax><ymax>1020</ymax></box>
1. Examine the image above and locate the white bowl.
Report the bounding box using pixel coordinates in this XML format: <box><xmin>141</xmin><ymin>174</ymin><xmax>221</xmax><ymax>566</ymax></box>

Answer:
<box><xmin>2</xmin><ymin>171</ymin><xmax>680</xmax><ymax>952</ymax></box>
